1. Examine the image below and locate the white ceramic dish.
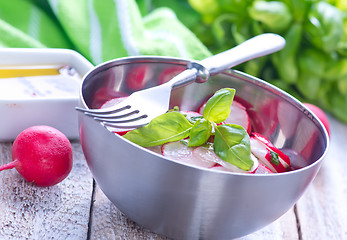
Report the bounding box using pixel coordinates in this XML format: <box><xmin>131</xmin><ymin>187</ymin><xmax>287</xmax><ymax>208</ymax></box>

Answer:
<box><xmin>0</xmin><ymin>48</ymin><xmax>93</xmax><ymax>141</ymax></box>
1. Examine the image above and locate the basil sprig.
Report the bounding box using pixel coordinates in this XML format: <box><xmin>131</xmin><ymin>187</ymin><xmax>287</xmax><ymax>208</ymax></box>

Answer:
<box><xmin>124</xmin><ymin>88</ymin><xmax>254</xmax><ymax>171</ymax></box>
<box><xmin>203</xmin><ymin>88</ymin><xmax>235</xmax><ymax>123</ymax></box>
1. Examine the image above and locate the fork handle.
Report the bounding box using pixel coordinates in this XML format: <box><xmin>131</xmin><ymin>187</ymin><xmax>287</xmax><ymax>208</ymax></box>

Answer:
<box><xmin>169</xmin><ymin>33</ymin><xmax>285</xmax><ymax>89</ymax></box>
<box><xmin>200</xmin><ymin>33</ymin><xmax>285</xmax><ymax>75</ymax></box>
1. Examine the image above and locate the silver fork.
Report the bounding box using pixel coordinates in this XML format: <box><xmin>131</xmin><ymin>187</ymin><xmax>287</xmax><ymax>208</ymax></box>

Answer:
<box><xmin>76</xmin><ymin>33</ymin><xmax>285</xmax><ymax>129</ymax></box>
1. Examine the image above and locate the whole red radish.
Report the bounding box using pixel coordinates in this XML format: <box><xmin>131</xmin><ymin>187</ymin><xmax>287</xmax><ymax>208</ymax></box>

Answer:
<box><xmin>0</xmin><ymin>126</ymin><xmax>73</xmax><ymax>187</ymax></box>
<box><xmin>303</xmin><ymin>103</ymin><xmax>330</xmax><ymax>137</ymax></box>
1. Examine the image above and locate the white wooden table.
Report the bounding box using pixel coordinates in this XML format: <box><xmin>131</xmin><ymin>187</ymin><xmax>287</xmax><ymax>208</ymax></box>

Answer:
<box><xmin>0</xmin><ymin>115</ymin><xmax>346</xmax><ymax>240</ymax></box>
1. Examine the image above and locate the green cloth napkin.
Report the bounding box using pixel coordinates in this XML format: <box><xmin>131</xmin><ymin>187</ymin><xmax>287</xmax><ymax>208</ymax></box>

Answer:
<box><xmin>0</xmin><ymin>0</ymin><xmax>211</xmax><ymax>65</ymax></box>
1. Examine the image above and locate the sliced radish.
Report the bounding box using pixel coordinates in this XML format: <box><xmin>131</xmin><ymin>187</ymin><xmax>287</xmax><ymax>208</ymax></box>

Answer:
<box><xmin>198</xmin><ymin>100</ymin><xmax>251</xmax><ymax>133</ymax></box>
<box><xmin>180</xmin><ymin>111</ymin><xmax>203</xmax><ymax>123</ymax></box>
<box><xmin>145</xmin><ymin>145</ymin><xmax>162</xmax><ymax>155</ymax></box>
<box><xmin>92</xmin><ymin>88</ymin><xmax>128</xmax><ymax>109</ymax></box>
<box><xmin>251</xmin><ymin>133</ymin><xmax>291</xmax><ymax>165</ymax></box>
<box><xmin>100</xmin><ymin>96</ymin><xmax>128</xmax><ymax>109</ymax></box>
<box><xmin>252</xmin><ymin>163</ymin><xmax>273</xmax><ymax>174</ymax></box>
<box><xmin>250</xmin><ymin>133</ymin><xmax>291</xmax><ymax>173</ymax></box>
<box><xmin>100</xmin><ymin>96</ymin><xmax>135</xmax><ymax>135</ymax></box>
<box><xmin>161</xmin><ymin>141</ymin><xmax>192</xmax><ymax>159</ymax></box>
<box><xmin>161</xmin><ymin>141</ymin><xmax>214</xmax><ymax>168</ymax></box>
<box><xmin>257</xmin><ymin>99</ymin><xmax>279</xmax><ymax>136</ymax></box>
<box><xmin>225</xmin><ymin>101</ymin><xmax>251</xmax><ymax>133</ymax></box>
<box><xmin>192</xmin><ymin>146</ymin><xmax>222</xmax><ymax>168</ymax></box>
<box><xmin>109</xmin><ymin>128</ymin><xmax>133</xmax><ymax>136</ymax></box>
<box><xmin>193</xmin><ymin>146</ymin><xmax>259</xmax><ymax>173</ymax></box>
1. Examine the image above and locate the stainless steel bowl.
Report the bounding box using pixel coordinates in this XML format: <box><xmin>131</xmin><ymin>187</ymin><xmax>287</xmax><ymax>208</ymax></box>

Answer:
<box><xmin>78</xmin><ymin>56</ymin><xmax>329</xmax><ymax>239</ymax></box>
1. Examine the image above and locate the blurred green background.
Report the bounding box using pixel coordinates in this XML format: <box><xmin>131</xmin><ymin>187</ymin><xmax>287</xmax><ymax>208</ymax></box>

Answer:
<box><xmin>137</xmin><ymin>0</ymin><xmax>347</xmax><ymax>123</ymax></box>
<box><xmin>1</xmin><ymin>0</ymin><xmax>346</xmax><ymax>123</ymax></box>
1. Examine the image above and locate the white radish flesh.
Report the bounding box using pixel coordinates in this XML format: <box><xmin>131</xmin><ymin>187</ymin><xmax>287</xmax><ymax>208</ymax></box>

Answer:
<box><xmin>100</xmin><ymin>96</ymin><xmax>128</xmax><ymax>108</ymax></box>
<box><xmin>180</xmin><ymin>111</ymin><xmax>203</xmax><ymax>123</ymax></box>
<box><xmin>253</xmin><ymin>163</ymin><xmax>273</xmax><ymax>174</ymax></box>
<box><xmin>198</xmin><ymin>100</ymin><xmax>251</xmax><ymax>133</ymax></box>
<box><xmin>225</xmin><ymin>101</ymin><xmax>251</xmax><ymax>133</ymax></box>
<box><xmin>161</xmin><ymin>141</ymin><xmax>215</xmax><ymax>168</ymax></box>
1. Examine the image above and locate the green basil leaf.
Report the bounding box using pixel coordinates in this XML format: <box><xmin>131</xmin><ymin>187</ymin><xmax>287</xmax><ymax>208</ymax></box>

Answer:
<box><xmin>203</xmin><ymin>88</ymin><xmax>235</xmax><ymax>123</ymax></box>
<box><xmin>211</xmin><ymin>14</ymin><xmax>238</xmax><ymax>47</ymax></box>
<box><xmin>305</xmin><ymin>2</ymin><xmax>343</xmax><ymax>53</ymax></box>
<box><xmin>123</xmin><ymin>112</ymin><xmax>193</xmax><ymax>147</ymax></box>
<box><xmin>214</xmin><ymin>124</ymin><xmax>253</xmax><ymax>171</ymax></box>
<box><xmin>188</xmin><ymin>119</ymin><xmax>212</xmax><ymax>147</ymax></box>
<box><xmin>168</xmin><ymin>106</ymin><xmax>180</xmax><ymax>112</ymax></box>
<box><xmin>271</xmin><ymin>23</ymin><xmax>303</xmax><ymax>84</ymax></box>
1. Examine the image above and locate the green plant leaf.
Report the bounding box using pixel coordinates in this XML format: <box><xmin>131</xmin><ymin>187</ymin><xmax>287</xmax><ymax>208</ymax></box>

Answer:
<box><xmin>271</xmin><ymin>23</ymin><xmax>302</xmax><ymax>84</ymax></box>
<box><xmin>203</xmin><ymin>88</ymin><xmax>235</xmax><ymax>123</ymax></box>
<box><xmin>188</xmin><ymin>119</ymin><xmax>212</xmax><ymax>146</ymax></box>
<box><xmin>214</xmin><ymin>124</ymin><xmax>253</xmax><ymax>171</ymax></box>
<box><xmin>305</xmin><ymin>1</ymin><xmax>344</xmax><ymax>53</ymax></box>
<box><xmin>249</xmin><ymin>0</ymin><xmax>292</xmax><ymax>32</ymax></box>
<box><xmin>123</xmin><ymin>111</ymin><xmax>193</xmax><ymax>147</ymax></box>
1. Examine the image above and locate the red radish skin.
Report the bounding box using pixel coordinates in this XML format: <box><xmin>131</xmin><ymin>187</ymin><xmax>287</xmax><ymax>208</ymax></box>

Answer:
<box><xmin>303</xmin><ymin>103</ymin><xmax>330</xmax><ymax>137</ymax></box>
<box><xmin>251</xmin><ymin>133</ymin><xmax>291</xmax><ymax>166</ymax></box>
<box><xmin>0</xmin><ymin>126</ymin><xmax>73</xmax><ymax>187</ymax></box>
<box><xmin>264</xmin><ymin>150</ymin><xmax>288</xmax><ymax>173</ymax></box>
<box><xmin>250</xmin><ymin>133</ymin><xmax>291</xmax><ymax>173</ymax></box>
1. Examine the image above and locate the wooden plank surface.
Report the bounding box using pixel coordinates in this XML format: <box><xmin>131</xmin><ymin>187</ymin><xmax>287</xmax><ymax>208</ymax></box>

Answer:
<box><xmin>295</xmin><ymin>116</ymin><xmax>347</xmax><ymax>240</ymax></box>
<box><xmin>0</xmin><ymin>142</ymin><xmax>94</xmax><ymax>239</ymax></box>
<box><xmin>0</xmin><ymin>116</ymin><xmax>346</xmax><ymax>239</ymax></box>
